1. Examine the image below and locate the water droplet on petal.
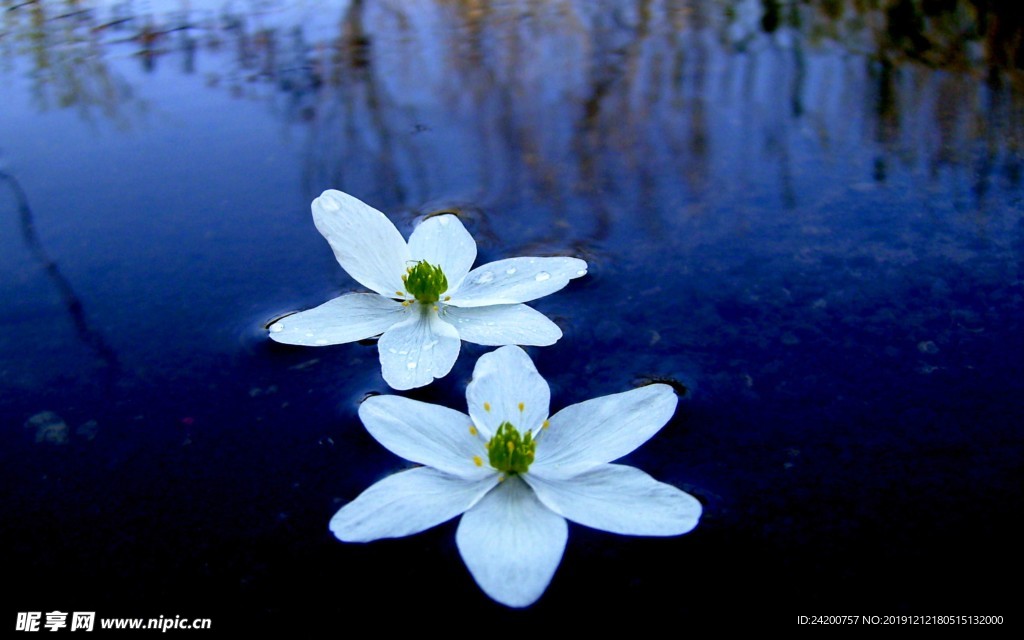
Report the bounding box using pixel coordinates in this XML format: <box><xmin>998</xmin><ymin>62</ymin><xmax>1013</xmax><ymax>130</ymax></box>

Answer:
<box><xmin>535</xmin><ymin>271</ymin><xmax>551</xmax><ymax>282</ymax></box>
<box><xmin>576</xmin><ymin>269</ymin><xmax>587</xmax><ymax>276</ymax></box>
<box><xmin>319</xmin><ymin>196</ymin><xmax>341</xmax><ymax>211</ymax></box>
<box><xmin>388</xmin><ymin>348</ymin><xmax>398</xmax><ymax>354</ymax></box>
<box><xmin>438</xmin><ymin>216</ymin><xmax>450</xmax><ymax>225</ymax></box>
<box><xmin>505</xmin><ymin>267</ymin><xmax>517</xmax><ymax>275</ymax></box>
<box><xmin>476</xmin><ymin>272</ymin><xmax>495</xmax><ymax>284</ymax></box>
<box><xmin>406</xmin><ymin>361</ymin><xmax>418</xmax><ymax>369</ymax></box>
<box><xmin>270</xmin><ymin>323</ymin><xmax>284</xmax><ymax>333</ymax></box>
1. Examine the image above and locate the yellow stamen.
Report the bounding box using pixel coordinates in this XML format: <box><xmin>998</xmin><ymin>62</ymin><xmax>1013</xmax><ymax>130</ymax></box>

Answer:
<box><xmin>483</xmin><ymin>402</ymin><xmax>491</xmax><ymax>412</ymax></box>
<box><xmin>506</xmin><ymin>441</ymin><xmax>514</xmax><ymax>454</ymax></box>
<box><xmin>518</xmin><ymin>402</ymin><xmax>524</xmax><ymax>412</ymax></box>
<box><xmin>542</xmin><ymin>419</ymin><xmax>550</xmax><ymax>429</ymax></box>
<box><xmin>473</xmin><ymin>455</ymin><xmax>483</xmax><ymax>467</ymax></box>
<box><xmin>395</xmin><ymin>291</ymin><xmax>404</xmax><ymax>297</ymax></box>
<box><xmin>433</xmin><ymin>305</ymin><xmax>438</xmax><ymax>312</ymax></box>
<box><xmin>401</xmin><ymin>300</ymin><xmax>411</xmax><ymax>307</ymax></box>
<box><xmin>444</xmin><ymin>295</ymin><xmax>451</xmax><ymax>301</ymax></box>
<box><xmin>469</xmin><ymin>425</ymin><xmax>477</xmax><ymax>436</ymax></box>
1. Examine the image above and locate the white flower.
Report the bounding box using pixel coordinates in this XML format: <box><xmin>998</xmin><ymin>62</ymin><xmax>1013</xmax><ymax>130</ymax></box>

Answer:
<box><xmin>269</xmin><ymin>190</ymin><xmax>587</xmax><ymax>390</ymax></box>
<box><xmin>330</xmin><ymin>345</ymin><xmax>702</xmax><ymax>608</ymax></box>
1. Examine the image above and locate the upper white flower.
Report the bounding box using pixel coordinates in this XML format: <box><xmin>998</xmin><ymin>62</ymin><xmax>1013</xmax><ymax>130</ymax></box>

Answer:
<box><xmin>268</xmin><ymin>190</ymin><xmax>588</xmax><ymax>390</ymax></box>
<box><xmin>330</xmin><ymin>345</ymin><xmax>702</xmax><ymax>608</ymax></box>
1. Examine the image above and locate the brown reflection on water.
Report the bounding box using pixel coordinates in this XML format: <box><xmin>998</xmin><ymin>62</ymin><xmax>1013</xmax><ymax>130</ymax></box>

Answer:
<box><xmin>2</xmin><ymin>0</ymin><xmax>1022</xmax><ymax>226</ymax></box>
<box><xmin>0</xmin><ymin>0</ymin><xmax>142</xmax><ymax>126</ymax></box>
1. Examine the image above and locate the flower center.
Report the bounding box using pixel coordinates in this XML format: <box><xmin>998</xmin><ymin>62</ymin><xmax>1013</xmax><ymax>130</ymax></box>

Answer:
<box><xmin>402</xmin><ymin>260</ymin><xmax>448</xmax><ymax>304</ymax></box>
<box><xmin>486</xmin><ymin>421</ymin><xmax>535</xmax><ymax>475</ymax></box>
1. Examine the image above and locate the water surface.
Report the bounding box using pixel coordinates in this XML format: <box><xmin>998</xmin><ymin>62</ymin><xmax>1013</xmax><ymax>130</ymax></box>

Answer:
<box><xmin>2</xmin><ymin>0</ymin><xmax>1021</xmax><ymax>629</ymax></box>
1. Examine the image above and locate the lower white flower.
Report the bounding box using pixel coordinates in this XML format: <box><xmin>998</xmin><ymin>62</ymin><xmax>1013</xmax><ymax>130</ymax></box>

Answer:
<box><xmin>330</xmin><ymin>345</ymin><xmax>702</xmax><ymax>608</ymax></box>
<box><xmin>268</xmin><ymin>190</ymin><xmax>587</xmax><ymax>390</ymax></box>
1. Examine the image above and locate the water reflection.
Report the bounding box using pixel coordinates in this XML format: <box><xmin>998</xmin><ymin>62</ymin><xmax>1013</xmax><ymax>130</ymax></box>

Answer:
<box><xmin>3</xmin><ymin>0</ymin><xmax>1021</xmax><ymax>625</ymax></box>
<box><xmin>0</xmin><ymin>169</ymin><xmax>121</xmax><ymax>375</ymax></box>
<box><xmin>1</xmin><ymin>1</ymin><xmax>142</xmax><ymax>126</ymax></box>
<box><xmin>1</xmin><ymin>166</ymin><xmax>121</xmax><ymax>403</ymax></box>
<box><xmin>3</xmin><ymin>0</ymin><xmax>1020</xmax><ymax>213</ymax></box>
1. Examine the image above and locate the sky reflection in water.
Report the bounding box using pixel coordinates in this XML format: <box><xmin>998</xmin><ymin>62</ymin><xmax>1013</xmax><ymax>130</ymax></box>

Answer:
<box><xmin>1</xmin><ymin>0</ymin><xmax>1021</xmax><ymax>628</ymax></box>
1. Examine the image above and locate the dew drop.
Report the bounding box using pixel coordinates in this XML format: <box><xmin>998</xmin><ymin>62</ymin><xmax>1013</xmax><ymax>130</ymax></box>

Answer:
<box><xmin>505</xmin><ymin>267</ymin><xmax>517</xmax><ymax>275</ymax></box>
<box><xmin>388</xmin><ymin>348</ymin><xmax>398</xmax><ymax>354</ymax></box>
<box><xmin>576</xmin><ymin>269</ymin><xmax>587</xmax><ymax>276</ymax></box>
<box><xmin>476</xmin><ymin>272</ymin><xmax>495</xmax><ymax>284</ymax></box>
<box><xmin>406</xmin><ymin>361</ymin><xmax>418</xmax><ymax>369</ymax></box>
<box><xmin>270</xmin><ymin>323</ymin><xmax>284</xmax><ymax>333</ymax></box>
<box><xmin>535</xmin><ymin>271</ymin><xmax>551</xmax><ymax>282</ymax></box>
<box><xmin>438</xmin><ymin>216</ymin><xmax>450</xmax><ymax>225</ymax></box>
<box><xmin>423</xmin><ymin>340</ymin><xmax>437</xmax><ymax>350</ymax></box>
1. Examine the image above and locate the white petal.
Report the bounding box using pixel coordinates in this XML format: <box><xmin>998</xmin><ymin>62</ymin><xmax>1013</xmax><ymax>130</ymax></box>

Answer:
<box><xmin>268</xmin><ymin>293</ymin><xmax>405</xmax><ymax>346</ymax></box>
<box><xmin>312</xmin><ymin>190</ymin><xmax>411</xmax><ymax>297</ymax></box>
<box><xmin>456</xmin><ymin>477</ymin><xmax>567</xmax><ymax>608</ymax></box>
<box><xmin>407</xmin><ymin>214</ymin><xmax>477</xmax><ymax>291</ymax></box>
<box><xmin>330</xmin><ymin>467</ymin><xmax>497</xmax><ymax>542</ymax></box>
<box><xmin>444</xmin><ymin>304</ymin><xmax>562</xmax><ymax>347</ymax></box>
<box><xmin>532</xmin><ymin>384</ymin><xmax>677</xmax><ymax>478</ymax></box>
<box><xmin>358</xmin><ymin>395</ymin><xmax>494</xmax><ymax>480</ymax></box>
<box><xmin>377</xmin><ymin>308</ymin><xmax>461</xmax><ymax>390</ymax></box>
<box><xmin>526</xmin><ymin>464</ymin><xmax>701</xmax><ymax>536</ymax></box>
<box><xmin>465</xmin><ymin>345</ymin><xmax>550</xmax><ymax>440</ymax></box>
<box><xmin>447</xmin><ymin>257</ymin><xmax>587</xmax><ymax>308</ymax></box>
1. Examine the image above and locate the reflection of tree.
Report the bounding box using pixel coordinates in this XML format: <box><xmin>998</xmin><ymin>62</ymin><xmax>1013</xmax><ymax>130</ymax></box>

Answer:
<box><xmin>2</xmin><ymin>0</ymin><xmax>1021</xmax><ymax>222</ymax></box>
<box><xmin>1</xmin><ymin>0</ymin><xmax>142</xmax><ymax>127</ymax></box>
<box><xmin>724</xmin><ymin>0</ymin><xmax>1022</xmax><ymax>205</ymax></box>
<box><xmin>300</xmin><ymin>0</ymin><xmax>417</xmax><ymax>205</ymax></box>
<box><xmin>288</xmin><ymin>0</ymin><xmax>1022</xmax><ymax>244</ymax></box>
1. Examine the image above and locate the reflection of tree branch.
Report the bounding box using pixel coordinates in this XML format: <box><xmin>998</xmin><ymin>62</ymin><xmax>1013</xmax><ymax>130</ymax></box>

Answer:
<box><xmin>2</xmin><ymin>0</ymin><xmax>145</xmax><ymax>128</ymax></box>
<box><xmin>345</xmin><ymin>0</ymin><xmax>407</xmax><ymax>204</ymax></box>
<box><xmin>1</xmin><ymin>170</ymin><xmax>121</xmax><ymax>374</ymax></box>
<box><xmin>7</xmin><ymin>0</ymin><xmax>1013</xmax><ymax>238</ymax></box>
<box><xmin>571</xmin><ymin>0</ymin><xmax>660</xmax><ymax>243</ymax></box>
<box><xmin>300</xmin><ymin>0</ymin><xmax>417</xmax><ymax>204</ymax></box>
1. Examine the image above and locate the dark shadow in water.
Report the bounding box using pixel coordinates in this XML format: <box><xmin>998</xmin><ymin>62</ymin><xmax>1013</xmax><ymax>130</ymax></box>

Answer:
<box><xmin>1</xmin><ymin>170</ymin><xmax>121</xmax><ymax>375</ymax></box>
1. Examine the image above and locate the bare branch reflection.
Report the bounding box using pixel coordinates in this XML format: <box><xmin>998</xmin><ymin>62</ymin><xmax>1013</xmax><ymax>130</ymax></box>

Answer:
<box><xmin>1</xmin><ymin>170</ymin><xmax>121</xmax><ymax>374</ymax></box>
<box><xmin>1</xmin><ymin>0</ymin><xmax>1021</xmax><ymax>235</ymax></box>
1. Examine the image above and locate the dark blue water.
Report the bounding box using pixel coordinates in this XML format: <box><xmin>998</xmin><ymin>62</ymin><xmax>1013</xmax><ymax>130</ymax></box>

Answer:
<box><xmin>2</xmin><ymin>0</ymin><xmax>1021</xmax><ymax>630</ymax></box>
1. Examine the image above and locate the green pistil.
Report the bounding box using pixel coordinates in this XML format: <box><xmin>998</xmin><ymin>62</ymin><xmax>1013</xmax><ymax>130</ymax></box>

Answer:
<box><xmin>403</xmin><ymin>260</ymin><xmax>448</xmax><ymax>304</ymax></box>
<box><xmin>486</xmin><ymin>421</ymin><xmax>535</xmax><ymax>475</ymax></box>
